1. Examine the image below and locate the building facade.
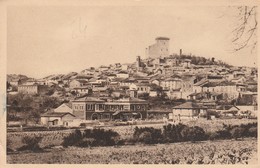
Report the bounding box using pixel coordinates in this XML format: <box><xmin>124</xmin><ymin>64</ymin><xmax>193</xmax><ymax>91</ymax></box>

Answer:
<box><xmin>18</xmin><ymin>84</ymin><xmax>46</xmax><ymax>94</ymax></box>
<box><xmin>72</xmin><ymin>97</ymin><xmax>148</xmax><ymax>120</ymax></box>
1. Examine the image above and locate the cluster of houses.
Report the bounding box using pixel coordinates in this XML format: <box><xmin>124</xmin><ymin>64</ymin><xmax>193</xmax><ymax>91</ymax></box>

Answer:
<box><xmin>7</xmin><ymin>37</ymin><xmax>258</xmax><ymax>127</ymax></box>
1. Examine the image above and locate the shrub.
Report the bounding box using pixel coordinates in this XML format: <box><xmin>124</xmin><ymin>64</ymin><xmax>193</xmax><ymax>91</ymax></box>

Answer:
<box><xmin>134</xmin><ymin>127</ymin><xmax>163</xmax><ymax>144</ymax></box>
<box><xmin>230</xmin><ymin>127</ymin><xmax>245</xmax><ymax>140</ymax></box>
<box><xmin>62</xmin><ymin>129</ymin><xmax>82</xmax><ymax>147</ymax></box>
<box><xmin>181</xmin><ymin>126</ymin><xmax>206</xmax><ymax>142</ymax></box>
<box><xmin>163</xmin><ymin>124</ymin><xmax>188</xmax><ymax>143</ymax></box>
<box><xmin>208</xmin><ymin>132</ymin><xmax>220</xmax><ymax>141</ymax></box>
<box><xmin>18</xmin><ymin>136</ymin><xmax>43</xmax><ymax>151</ymax></box>
<box><xmin>76</xmin><ymin>138</ymin><xmax>95</xmax><ymax>147</ymax></box>
<box><xmin>63</xmin><ymin>129</ymin><xmax>121</xmax><ymax>147</ymax></box>
<box><xmin>248</xmin><ymin>127</ymin><xmax>257</xmax><ymax>138</ymax></box>
<box><xmin>238</xmin><ymin>122</ymin><xmax>257</xmax><ymax>137</ymax></box>
<box><xmin>215</xmin><ymin>129</ymin><xmax>231</xmax><ymax>139</ymax></box>
<box><xmin>139</xmin><ymin>131</ymin><xmax>152</xmax><ymax>144</ymax></box>
<box><xmin>80</xmin><ymin>129</ymin><xmax>120</xmax><ymax>147</ymax></box>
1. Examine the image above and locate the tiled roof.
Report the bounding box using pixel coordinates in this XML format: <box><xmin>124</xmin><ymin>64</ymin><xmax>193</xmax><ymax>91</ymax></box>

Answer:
<box><xmin>115</xmin><ymin>97</ymin><xmax>147</xmax><ymax>103</ymax></box>
<box><xmin>147</xmin><ymin>109</ymin><xmax>171</xmax><ymax>113</ymax></box>
<box><xmin>194</xmin><ymin>79</ymin><xmax>208</xmax><ymax>86</ymax></box>
<box><xmin>65</xmin><ymin>102</ymin><xmax>72</xmax><ymax>109</ymax></box>
<box><xmin>173</xmin><ymin>102</ymin><xmax>207</xmax><ymax>109</ymax></box>
<box><xmin>216</xmin><ymin>105</ymin><xmax>239</xmax><ymax>111</ymax></box>
<box><xmin>41</xmin><ymin>112</ymin><xmax>75</xmax><ymax>117</ymax></box>
<box><xmin>73</xmin><ymin>97</ymin><xmax>105</xmax><ymax>102</ymax></box>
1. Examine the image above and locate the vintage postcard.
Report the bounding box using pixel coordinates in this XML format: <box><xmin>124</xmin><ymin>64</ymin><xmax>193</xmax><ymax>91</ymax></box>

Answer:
<box><xmin>0</xmin><ymin>0</ymin><xmax>259</xmax><ymax>167</ymax></box>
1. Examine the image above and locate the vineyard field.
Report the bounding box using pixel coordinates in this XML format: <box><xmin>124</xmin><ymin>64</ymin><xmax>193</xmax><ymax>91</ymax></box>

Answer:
<box><xmin>7</xmin><ymin>138</ymin><xmax>257</xmax><ymax>164</ymax></box>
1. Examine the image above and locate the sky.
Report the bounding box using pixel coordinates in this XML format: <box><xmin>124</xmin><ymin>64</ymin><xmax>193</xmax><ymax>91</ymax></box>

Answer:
<box><xmin>7</xmin><ymin>6</ymin><xmax>257</xmax><ymax>78</ymax></box>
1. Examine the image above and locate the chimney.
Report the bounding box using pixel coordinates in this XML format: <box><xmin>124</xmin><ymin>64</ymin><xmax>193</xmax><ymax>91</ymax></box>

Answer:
<box><xmin>180</xmin><ymin>49</ymin><xmax>182</xmax><ymax>56</ymax></box>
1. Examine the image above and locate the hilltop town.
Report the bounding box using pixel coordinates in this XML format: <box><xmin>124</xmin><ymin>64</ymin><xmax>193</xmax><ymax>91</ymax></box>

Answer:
<box><xmin>7</xmin><ymin>37</ymin><xmax>258</xmax><ymax>126</ymax></box>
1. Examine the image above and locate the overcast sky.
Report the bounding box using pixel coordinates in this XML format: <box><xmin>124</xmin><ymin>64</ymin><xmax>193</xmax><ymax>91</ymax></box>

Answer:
<box><xmin>7</xmin><ymin>6</ymin><xmax>257</xmax><ymax>78</ymax></box>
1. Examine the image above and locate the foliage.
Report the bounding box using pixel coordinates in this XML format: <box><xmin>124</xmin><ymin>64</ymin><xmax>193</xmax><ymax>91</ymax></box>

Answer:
<box><xmin>82</xmin><ymin>129</ymin><xmax>120</xmax><ymax>146</ymax></box>
<box><xmin>134</xmin><ymin>127</ymin><xmax>163</xmax><ymax>144</ymax></box>
<box><xmin>212</xmin><ymin>122</ymin><xmax>257</xmax><ymax>140</ymax></box>
<box><xmin>18</xmin><ymin>136</ymin><xmax>43</xmax><ymax>151</ymax></box>
<box><xmin>180</xmin><ymin>126</ymin><xmax>207</xmax><ymax>142</ymax></box>
<box><xmin>138</xmin><ymin>131</ymin><xmax>153</xmax><ymax>144</ymax></box>
<box><xmin>230</xmin><ymin>127</ymin><xmax>245</xmax><ymax>140</ymax></box>
<box><xmin>162</xmin><ymin>123</ymin><xmax>188</xmax><ymax>143</ymax></box>
<box><xmin>248</xmin><ymin>127</ymin><xmax>257</xmax><ymax>138</ymax></box>
<box><xmin>62</xmin><ymin>129</ymin><xmax>82</xmax><ymax>147</ymax></box>
<box><xmin>62</xmin><ymin>129</ymin><xmax>121</xmax><ymax>147</ymax></box>
<box><xmin>7</xmin><ymin>93</ymin><xmax>62</xmax><ymax>123</ymax></box>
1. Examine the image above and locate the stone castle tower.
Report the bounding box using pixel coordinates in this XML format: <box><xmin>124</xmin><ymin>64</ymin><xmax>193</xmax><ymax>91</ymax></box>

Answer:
<box><xmin>146</xmin><ymin>37</ymin><xmax>170</xmax><ymax>59</ymax></box>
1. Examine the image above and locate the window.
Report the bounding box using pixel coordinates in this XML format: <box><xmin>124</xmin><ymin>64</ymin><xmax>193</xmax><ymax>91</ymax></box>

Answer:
<box><xmin>87</xmin><ymin>104</ymin><xmax>93</xmax><ymax>111</ymax></box>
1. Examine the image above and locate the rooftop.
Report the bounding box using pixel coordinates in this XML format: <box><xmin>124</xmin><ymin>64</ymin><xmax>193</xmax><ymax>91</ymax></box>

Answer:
<box><xmin>41</xmin><ymin>112</ymin><xmax>75</xmax><ymax>117</ymax></box>
<box><xmin>173</xmin><ymin>102</ymin><xmax>207</xmax><ymax>109</ymax></box>
<box><xmin>73</xmin><ymin>97</ymin><xmax>105</xmax><ymax>102</ymax></box>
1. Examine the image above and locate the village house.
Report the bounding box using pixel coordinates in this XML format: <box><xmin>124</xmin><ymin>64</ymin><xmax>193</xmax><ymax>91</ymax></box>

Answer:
<box><xmin>193</xmin><ymin>81</ymin><xmax>243</xmax><ymax>100</ymax></box>
<box><xmin>119</xmin><ymin>78</ymin><xmax>137</xmax><ymax>87</ymax></box>
<box><xmin>172</xmin><ymin>101</ymin><xmax>207</xmax><ymax>121</ymax></box>
<box><xmin>116</xmin><ymin>71</ymin><xmax>129</xmax><ymax>78</ymax></box>
<box><xmin>18</xmin><ymin>84</ymin><xmax>47</xmax><ymax>95</ymax></box>
<box><xmin>107</xmin><ymin>74</ymin><xmax>117</xmax><ymax>81</ymax></box>
<box><xmin>69</xmin><ymin>79</ymin><xmax>89</xmax><ymax>89</ymax></box>
<box><xmin>73</xmin><ymin>86</ymin><xmax>90</xmax><ymax>96</ymax></box>
<box><xmin>160</xmin><ymin>76</ymin><xmax>182</xmax><ymax>91</ymax></box>
<box><xmin>40</xmin><ymin>112</ymin><xmax>76</xmax><ymax>126</ymax></box>
<box><xmin>81</xmin><ymin>67</ymin><xmax>96</xmax><ymax>75</ymax></box>
<box><xmin>121</xmin><ymin>64</ymin><xmax>128</xmax><ymax>71</ymax></box>
<box><xmin>129</xmin><ymin>83</ymin><xmax>151</xmax><ymax>94</ymax></box>
<box><xmin>40</xmin><ymin>103</ymin><xmax>76</xmax><ymax>126</ymax></box>
<box><xmin>99</xmin><ymin>65</ymin><xmax>110</xmax><ymax>72</ymax></box>
<box><xmin>136</xmin><ymin>83</ymin><xmax>151</xmax><ymax>94</ymax></box>
<box><xmin>71</xmin><ymin>97</ymin><xmax>148</xmax><ymax>121</ymax></box>
<box><xmin>182</xmin><ymin>59</ymin><xmax>191</xmax><ymax>68</ymax></box>
<box><xmin>180</xmin><ymin>75</ymin><xmax>195</xmax><ymax>98</ymax></box>
<box><xmin>149</xmin><ymin>90</ymin><xmax>158</xmax><ymax>97</ymax></box>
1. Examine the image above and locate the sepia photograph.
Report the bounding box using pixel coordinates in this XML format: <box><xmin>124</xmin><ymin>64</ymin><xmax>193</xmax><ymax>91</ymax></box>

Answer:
<box><xmin>1</xmin><ymin>0</ymin><xmax>259</xmax><ymax>165</ymax></box>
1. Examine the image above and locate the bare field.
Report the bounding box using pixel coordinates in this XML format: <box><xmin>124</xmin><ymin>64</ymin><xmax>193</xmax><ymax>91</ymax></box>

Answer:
<box><xmin>7</xmin><ymin>138</ymin><xmax>257</xmax><ymax>164</ymax></box>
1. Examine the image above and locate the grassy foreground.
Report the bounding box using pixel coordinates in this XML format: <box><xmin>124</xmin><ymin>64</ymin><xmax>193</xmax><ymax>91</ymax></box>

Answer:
<box><xmin>7</xmin><ymin>138</ymin><xmax>257</xmax><ymax>164</ymax></box>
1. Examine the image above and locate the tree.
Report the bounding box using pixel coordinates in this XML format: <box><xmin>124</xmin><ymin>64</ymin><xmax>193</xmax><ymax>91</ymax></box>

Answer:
<box><xmin>232</xmin><ymin>6</ymin><xmax>257</xmax><ymax>52</ymax></box>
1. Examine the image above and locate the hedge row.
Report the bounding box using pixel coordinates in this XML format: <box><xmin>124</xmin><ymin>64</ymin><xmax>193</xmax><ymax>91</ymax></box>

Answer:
<box><xmin>62</xmin><ymin>129</ymin><xmax>122</xmax><ymax>147</ymax></box>
<box><xmin>12</xmin><ymin>122</ymin><xmax>257</xmax><ymax>151</ymax></box>
<box><xmin>134</xmin><ymin>122</ymin><xmax>257</xmax><ymax>144</ymax></box>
